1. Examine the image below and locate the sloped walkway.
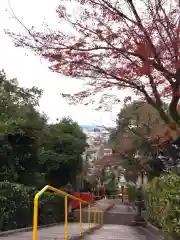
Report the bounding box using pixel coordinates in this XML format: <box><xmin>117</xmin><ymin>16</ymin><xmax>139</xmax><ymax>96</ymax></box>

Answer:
<box><xmin>0</xmin><ymin>223</ymin><xmax>96</xmax><ymax>240</ymax></box>
<box><xmin>84</xmin><ymin>225</ymin><xmax>148</xmax><ymax>240</ymax></box>
<box><xmin>0</xmin><ymin>200</ymin><xmax>150</xmax><ymax>240</ymax></box>
<box><xmin>103</xmin><ymin>202</ymin><xmax>135</xmax><ymax>225</ymax></box>
<box><xmin>0</xmin><ymin>199</ymin><xmax>113</xmax><ymax>240</ymax></box>
<box><xmin>83</xmin><ymin>198</ymin><xmax>115</xmax><ymax>211</ymax></box>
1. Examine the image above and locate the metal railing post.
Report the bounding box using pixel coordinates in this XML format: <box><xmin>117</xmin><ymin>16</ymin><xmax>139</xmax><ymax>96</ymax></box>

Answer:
<box><xmin>98</xmin><ymin>209</ymin><xmax>100</xmax><ymax>224</ymax></box>
<box><xmin>101</xmin><ymin>211</ymin><xmax>104</xmax><ymax>225</ymax></box>
<box><xmin>94</xmin><ymin>208</ymin><xmax>96</xmax><ymax>226</ymax></box>
<box><xmin>32</xmin><ymin>196</ymin><xmax>38</xmax><ymax>240</ymax></box>
<box><xmin>79</xmin><ymin>202</ymin><xmax>82</xmax><ymax>237</ymax></box>
<box><xmin>32</xmin><ymin>185</ymin><xmax>49</xmax><ymax>240</ymax></box>
<box><xmin>64</xmin><ymin>195</ymin><xmax>68</xmax><ymax>240</ymax></box>
<box><xmin>88</xmin><ymin>204</ymin><xmax>90</xmax><ymax>232</ymax></box>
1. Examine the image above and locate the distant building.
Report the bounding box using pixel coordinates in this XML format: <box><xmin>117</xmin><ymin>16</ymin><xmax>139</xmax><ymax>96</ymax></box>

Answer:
<box><xmin>80</xmin><ymin>125</ymin><xmax>113</xmax><ymax>179</ymax></box>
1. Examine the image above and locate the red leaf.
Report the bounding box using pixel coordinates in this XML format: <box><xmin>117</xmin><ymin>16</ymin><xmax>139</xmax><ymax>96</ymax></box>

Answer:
<box><xmin>174</xmin><ymin>60</ymin><xmax>180</xmax><ymax>68</ymax></box>
<box><xmin>175</xmin><ymin>27</ymin><xmax>180</xmax><ymax>33</ymax></box>
<box><xmin>111</xmin><ymin>14</ymin><xmax>121</xmax><ymax>21</ymax></box>
<box><xmin>77</xmin><ymin>52</ymin><xmax>89</xmax><ymax>58</ymax></box>
<box><xmin>174</xmin><ymin>91</ymin><xmax>180</xmax><ymax>96</ymax></box>
<box><xmin>163</xmin><ymin>86</ymin><xmax>171</xmax><ymax>92</ymax></box>
<box><xmin>135</xmin><ymin>42</ymin><xmax>153</xmax><ymax>58</ymax></box>
<box><xmin>137</xmin><ymin>62</ymin><xmax>153</xmax><ymax>75</ymax></box>
<box><xmin>156</xmin><ymin>79</ymin><xmax>166</xmax><ymax>84</ymax></box>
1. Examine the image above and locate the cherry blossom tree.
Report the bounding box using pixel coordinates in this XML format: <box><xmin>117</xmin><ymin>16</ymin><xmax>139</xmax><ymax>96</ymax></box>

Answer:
<box><xmin>6</xmin><ymin>0</ymin><xmax>180</xmax><ymax>129</ymax></box>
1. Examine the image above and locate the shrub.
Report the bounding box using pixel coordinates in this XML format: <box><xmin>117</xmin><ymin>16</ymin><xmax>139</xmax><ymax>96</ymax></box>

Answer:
<box><xmin>0</xmin><ymin>182</ymin><xmax>31</xmax><ymax>230</ymax></box>
<box><xmin>126</xmin><ymin>184</ymin><xmax>138</xmax><ymax>202</ymax></box>
<box><xmin>39</xmin><ymin>192</ymin><xmax>64</xmax><ymax>225</ymax></box>
<box><xmin>0</xmin><ymin>182</ymin><xmax>65</xmax><ymax>231</ymax></box>
<box><xmin>143</xmin><ymin>175</ymin><xmax>180</xmax><ymax>237</ymax></box>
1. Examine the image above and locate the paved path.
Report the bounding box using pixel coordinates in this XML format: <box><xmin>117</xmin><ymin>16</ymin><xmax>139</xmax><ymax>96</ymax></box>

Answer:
<box><xmin>0</xmin><ymin>223</ymin><xmax>96</xmax><ymax>240</ymax></box>
<box><xmin>103</xmin><ymin>203</ymin><xmax>135</xmax><ymax>225</ymax></box>
<box><xmin>73</xmin><ymin>199</ymin><xmax>114</xmax><ymax>223</ymax></box>
<box><xmin>108</xmin><ymin>203</ymin><xmax>132</xmax><ymax>213</ymax></box>
<box><xmin>0</xmin><ymin>199</ymin><xmax>113</xmax><ymax>240</ymax></box>
<box><xmin>82</xmin><ymin>199</ymin><xmax>113</xmax><ymax>212</ymax></box>
<box><xmin>83</xmin><ymin>225</ymin><xmax>148</xmax><ymax>240</ymax></box>
<box><xmin>0</xmin><ymin>201</ymin><xmax>148</xmax><ymax>240</ymax></box>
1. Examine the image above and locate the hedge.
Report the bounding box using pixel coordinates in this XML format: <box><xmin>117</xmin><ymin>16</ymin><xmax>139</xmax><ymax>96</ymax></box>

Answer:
<box><xmin>126</xmin><ymin>184</ymin><xmax>138</xmax><ymax>202</ymax></box>
<box><xmin>143</xmin><ymin>175</ymin><xmax>180</xmax><ymax>237</ymax></box>
<box><xmin>0</xmin><ymin>182</ymin><xmax>65</xmax><ymax>231</ymax></box>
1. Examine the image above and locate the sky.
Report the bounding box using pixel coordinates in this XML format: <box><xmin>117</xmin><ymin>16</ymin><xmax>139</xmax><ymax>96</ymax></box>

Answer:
<box><xmin>0</xmin><ymin>0</ymin><xmax>130</xmax><ymax>127</ymax></box>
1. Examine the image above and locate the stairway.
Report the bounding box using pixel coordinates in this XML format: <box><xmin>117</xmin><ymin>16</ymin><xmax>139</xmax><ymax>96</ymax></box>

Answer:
<box><xmin>0</xmin><ymin>200</ymin><xmax>154</xmax><ymax>240</ymax></box>
<box><xmin>74</xmin><ymin>201</ymin><xmax>155</xmax><ymax>240</ymax></box>
<box><xmin>103</xmin><ymin>204</ymin><xmax>135</xmax><ymax>225</ymax></box>
<box><xmin>74</xmin><ymin>202</ymin><xmax>135</xmax><ymax>226</ymax></box>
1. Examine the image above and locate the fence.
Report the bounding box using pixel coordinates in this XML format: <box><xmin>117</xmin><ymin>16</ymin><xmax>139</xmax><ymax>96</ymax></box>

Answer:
<box><xmin>94</xmin><ymin>194</ymin><xmax>128</xmax><ymax>202</ymax></box>
<box><xmin>33</xmin><ymin>185</ymin><xmax>103</xmax><ymax>240</ymax></box>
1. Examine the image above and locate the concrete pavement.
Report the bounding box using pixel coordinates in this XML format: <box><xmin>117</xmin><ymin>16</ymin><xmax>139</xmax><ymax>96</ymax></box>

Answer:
<box><xmin>83</xmin><ymin>225</ymin><xmax>148</xmax><ymax>240</ymax></box>
<box><xmin>0</xmin><ymin>199</ymin><xmax>114</xmax><ymax>240</ymax></box>
<box><xmin>103</xmin><ymin>202</ymin><xmax>136</xmax><ymax>225</ymax></box>
<box><xmin>73</xmin><ymin>198</ymin><xmax>115</xmax><ymax>223</ymax></box>
<box><xmin>0</xmin><ymin>200</ymin><xmax>149</xmax><ymax>240</ymax></box>
<box><xmin>0</xmin><ymin>223</ymin><xmax>96</xmax><ymax>240</ymax></box>
<box><xmin>83</xmin><ymin>198</ymin><xmax>115</xmax><ymax>211</ymax></box>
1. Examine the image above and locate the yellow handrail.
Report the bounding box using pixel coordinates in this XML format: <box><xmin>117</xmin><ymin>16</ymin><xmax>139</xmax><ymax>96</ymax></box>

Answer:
<box><xmin>32</xmin><ymin>185</ymin><xmax>103</xmax><ymax>240</ymax></box>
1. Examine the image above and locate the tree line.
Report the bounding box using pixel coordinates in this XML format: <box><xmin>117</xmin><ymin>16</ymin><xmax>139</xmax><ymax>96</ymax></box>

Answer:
<box><xmin>0</xmin><ymin>70</ymin><xmax>87</xmax><ymax>230</ymax></box>
<box><xmin>6</xmin><ymin>0</ymin><xmax>180</xmax><ymax>183</ymax></box>
<box><xmin>109</xmin><ymin>98</ymin><xmax>180</xmax><ymax>182</ymax></box>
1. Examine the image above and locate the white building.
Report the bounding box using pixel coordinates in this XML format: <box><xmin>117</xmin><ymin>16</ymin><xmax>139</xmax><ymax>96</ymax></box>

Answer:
<box><xmin>80</xmin><ymin>125</ymin><xmax>112</xmax><ymax>179</ymax></box>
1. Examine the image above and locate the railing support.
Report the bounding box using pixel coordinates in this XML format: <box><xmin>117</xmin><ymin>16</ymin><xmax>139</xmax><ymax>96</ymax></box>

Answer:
<box><xmin>94</xmin><ymin>208</ymin><xmax>96</xmax><ymax>226</ymax></box>
<box><xmin>80</xmin><ymin>202</ymin><xmax>82</xmax><ymax>237</ymax></box>
<box><xmin>33</xmin><ymin>185</ymin><xmax>49</xmax><ymax>240</ymax></box>
<box><xmin>88</xmin><ymin>205</ymin><xmax>91</xmax><ymax>232</ymax></box>
<box><xmin>98</xmin><ymin>209</ymin><xmax>100</xmax><ymax>224</ymax></box>
<box><xmin>32</xmin><ymin>185</ymin><xmax>102</xmax><ymax>240</ymax></box>
<box><xmin>101</xmin><ymin>211</ymin><xmax>104</xmax><ymax>225</ymax></box>
<box><xmin>64</xmin><ymin>195</ymin><xmax>68</xmax><ymax>240</ymax></box>
<box><xmin>33</xmin><ymin>196</ymin><xmax>38</xmax><ymax>240</ymax></box>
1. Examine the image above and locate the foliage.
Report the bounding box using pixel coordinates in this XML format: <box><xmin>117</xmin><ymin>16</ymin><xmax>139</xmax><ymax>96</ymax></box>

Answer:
<box><xmin>0</xmin><ymin>71</ymin><xmax>46</xmax><ymax>185</ymax></box>
<box><xmin>126</xmin><ymin>184</ymin><xmax>138</xmax><ymax>202</ymax></box>
<box><xmin>79</xmin><ymin>179</ymin><xmax>93</xmax><ymax>192</ymax></box>
<box><xmin>143</xmin><ymin>175</ymin><xmax>180</xmax><ymax>237</ymax></box>
<box><xmin>0</xmin><ymin>70</ymin><xmax>87</xmax><ymax>188</ymax></box>
<box><xmin>39</xmin><ymin>118</ymin><xmax>87</xmax><ymax>187</ymax></box>
<box><xmin>0</xmin><ymin>182</ymin><xmax>64</xmax><ymax>231</ymax></box>
<box><xmin>109</xmin><ymin>100</ymin><xmax>166</xmax><ymax>180</ymax></box>
<box><xmin>7</xmin><ymin>0</ymin><xmax>180</xmax><ymax>129</ymax></box>
<box><xmin>0</xmin><ymin>70</ymin><xmax>87</xmax><ymax>230</ymax></box>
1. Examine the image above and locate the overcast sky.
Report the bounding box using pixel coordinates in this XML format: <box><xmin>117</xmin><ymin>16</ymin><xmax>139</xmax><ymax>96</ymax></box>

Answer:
<box><xmin>0</xmin><ymin>0</ymin><xmax>130</xmax><ymax>126</ymax></box>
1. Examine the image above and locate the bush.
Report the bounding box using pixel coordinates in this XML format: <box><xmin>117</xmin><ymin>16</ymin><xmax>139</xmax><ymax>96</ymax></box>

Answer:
<box><xmin>0</xmin><ymin>182</ymin><xmax>64</xmax><ymax>231</ymax></box>
<box><xmin>126</xmin><ymin>184</ymin><xmax>138</xmax><ymax>202</ymax></box>
<box><xmin>39</xmin><ymin>192</ymin><xmax>64</xmax><ymax>225</ymax></box>
<box><xmin>127</xmin><ymin>184</ymin><xmax>138</xmax><ymax>202</ymax></box>
<box><xmin>143</xmin><ymin>175</ymin><xmax>180</xmax><ymax>237</ymax></box>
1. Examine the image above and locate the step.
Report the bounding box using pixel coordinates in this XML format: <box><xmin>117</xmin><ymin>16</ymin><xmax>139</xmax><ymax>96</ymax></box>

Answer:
<box><xmin>103</xmin><ymin>204</ymin><xmax>136</xmax><ymax>225</ymax></box>
<box><xmin>73</xmin><ymin>199</ymin><xmax>114</xmax><ymax>222</ymax></box>
<box><xmin>103</xmin><ymin>212</ymin><xmax>135</xmax><ymax>225</ymax></box>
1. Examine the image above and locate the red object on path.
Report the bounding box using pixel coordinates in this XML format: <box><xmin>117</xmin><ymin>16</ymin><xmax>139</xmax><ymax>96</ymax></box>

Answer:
<box><xmin>71</xmin><ymin>192</ymin><xmax>94</xmax><ymax>210</ymax></box>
